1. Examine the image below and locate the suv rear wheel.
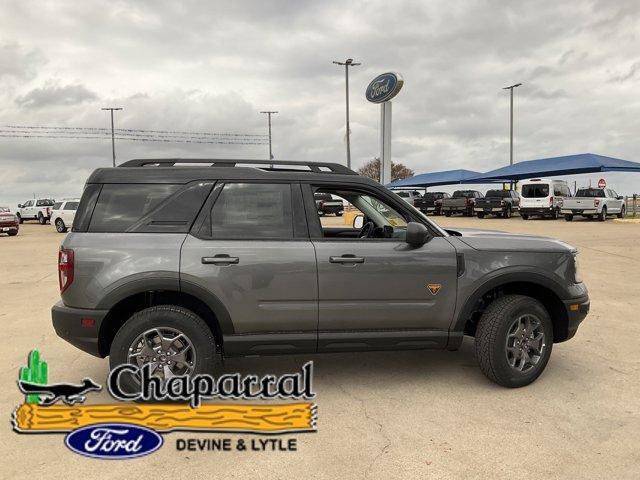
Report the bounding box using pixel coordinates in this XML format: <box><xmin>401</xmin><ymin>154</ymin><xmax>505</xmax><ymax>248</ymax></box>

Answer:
<box><xmin>38</xmin><ymin>212</ymin><xmax>46</xmax><ymax>225</ymax></box>
<box><xmin>109</xmin><ymin>305</ymin><xmax>216</xmax><ymax>393</ymax></box>
<box><xmin>598</xmin><ymin>206</ymin><xmax>607</xmax><ymax>222</ymax></box>
<box><xmin>475</xmin><ymin>295</ymin><xmax>553</xmax><ymax>387</ymax></box>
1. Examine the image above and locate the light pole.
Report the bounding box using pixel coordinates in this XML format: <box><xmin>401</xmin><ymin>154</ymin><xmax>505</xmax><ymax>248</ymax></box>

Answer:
<box><xmin>502</xmin><ymin>83</ymin><xmax>522</xmax><ymax>168</ymax></box>
<box><xmin>101</xmin><ymin>107</ymin><xmax>123</xmax><ymax>167</ymax></box>
<box><xmin>260</xmin><ymin>111</ymin><xmax>278</xmax><ymax>160</ymax></box>
<box><xmin>333</xmin><ymin>58</ymin><xmax>360</xmax><ymax>169</ymax></box>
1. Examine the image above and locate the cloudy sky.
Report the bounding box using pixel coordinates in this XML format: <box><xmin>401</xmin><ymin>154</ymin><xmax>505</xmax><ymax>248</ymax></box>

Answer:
<box><xmin>1</xmin><ymin>0</ymin><xmax>640</xmax><ymax>206</ymax></box>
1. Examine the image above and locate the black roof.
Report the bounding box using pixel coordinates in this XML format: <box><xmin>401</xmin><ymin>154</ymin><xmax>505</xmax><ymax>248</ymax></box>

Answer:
<box><xmin>87</xmin><ymin>158</ymin><xmax>378</xmax><ymax>185</ymax></box>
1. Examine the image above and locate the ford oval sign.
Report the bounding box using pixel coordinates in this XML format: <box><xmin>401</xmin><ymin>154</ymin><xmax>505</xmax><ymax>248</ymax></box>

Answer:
<box><xmin>365</xmin><ymin>72</ymin><xmax>404</xmax><ymax>103</ymax></box>
<box><xmin>65</xmin><ymin>423</ymin><xmax>163</xmax><ymax>459</ymax></box>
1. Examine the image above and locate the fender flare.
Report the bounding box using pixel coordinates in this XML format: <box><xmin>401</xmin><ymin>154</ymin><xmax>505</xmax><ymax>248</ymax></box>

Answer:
<box><xmin>95</xmin><ymin>275</ymin><xmax>234</xmax><ymax>335</ymax></box>
<box><xmin>452</xmin><ymin>270</ymin><xmax>570</xmax><ymax>333</ymax></box>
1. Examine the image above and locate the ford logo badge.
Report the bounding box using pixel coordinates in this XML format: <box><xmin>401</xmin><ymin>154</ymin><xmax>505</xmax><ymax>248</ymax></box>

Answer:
<box><xmin>365</xmin><ymin>72</ymin><xmax>404</xmax><ymax>103</ymax></box>
<box><xmin>65</xmin><ymin>423</ymin><xmax>163</xmax><ymax>459</ymax></box>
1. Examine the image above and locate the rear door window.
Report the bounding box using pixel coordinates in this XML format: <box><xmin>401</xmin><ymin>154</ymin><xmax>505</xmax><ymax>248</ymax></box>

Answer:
<box><xmin>209</xmin><ymin>183</ymin><xmax>294</xmax><ymax>239</ymax></box>
<box><xmin>89</xmin><ymin>184</ymin><xmax>180</xmax><ymax>232</ymax></box>
<box><xmin>521</xmin><ymin>184</ymin><xmax>549</xmax><ymax>198</ymax></box>
<box><xmin>52</xmin><ymin>202</ymin><xmax>63</xmax><ymax>210</ymax></box>
<box><xmin>63</xmin><ymin>201</ymin><xmax>79</xmax><ymax>210</ymax></box>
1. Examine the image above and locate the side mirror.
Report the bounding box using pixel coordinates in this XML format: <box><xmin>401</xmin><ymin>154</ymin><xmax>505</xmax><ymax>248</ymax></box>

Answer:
<box><xmin>405</xmin><ymin>222</ymin><xmax>430</xmax><ymax>246</ymax></box>
<box><xmin>17</xmin><ymin>204</ymin><xmax>23</xmax><ymax>208</ymax></box>
<box><xmin>353</xmin><ymin>214</ymin><xmax>364</xmax><ymax>229</ymax></box>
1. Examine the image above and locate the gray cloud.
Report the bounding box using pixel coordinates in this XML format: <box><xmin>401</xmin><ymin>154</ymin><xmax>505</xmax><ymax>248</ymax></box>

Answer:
<box><xmin>0</xmin><ymin>43</ymin><xmax>45</xmax><ymax>81</ymax></box>
<box><xmin>15</xmin><ymin>82</ymin><xmax>98</xmax><ymax>108</ymax></box>
<box><xmin>1</xmin><ymin>0</ymin><xmax>640</xmax><ymax>206</ymax></box>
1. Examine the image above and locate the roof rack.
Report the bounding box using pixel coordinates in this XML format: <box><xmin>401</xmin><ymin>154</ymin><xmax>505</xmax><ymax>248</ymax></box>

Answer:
<box><xmin>118</xmin><ymin>158</ymin><xmax>357</xmax><ymax>175</ymax></box>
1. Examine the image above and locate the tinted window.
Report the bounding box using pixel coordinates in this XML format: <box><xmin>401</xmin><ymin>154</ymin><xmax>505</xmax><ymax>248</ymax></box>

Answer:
<box><xmin>63</xmin><ymin>202</ymin><xmax>79</xmax><ymax>210</ymax></box>
<box><xmin>24</xmin><ymin>200</ymin><xmax>33</xmax><ymax>207</ymax></box>
<box><xmin>452</xmin><ymin>191</ymin><xmax>474</xmax><ymax>198</ymax></box>
<box><xmin>210</xmin><ymin>183</ymin><xmax>293</xmax><ymax>239</ymax></box>
<box><xmin>485</xmin><ymin>190</ymin><xmax>511</xmax><ymax>198</ymax></box>
<box><xmin>575</xmin><ymin>189</ymin><xmax>605</xmax><ymax>198</ymax></box>
<box><xmin>52</xmin><ymin>202</ymin><xmax>63</xmax><ymax>210</ymax></box>
<box><xmin>522</xmin><ymin>184</ymin><xmax>549</xmax><ymax>198</ymax></box>
<box><xmin>89</xmin><ymin>184</ymin><xmax>180</xmax><ymax>232</ymax></box>
<box><xmin>36</xmin><ymin>199</ymin><xmax>55</xmax><ymax>206</ymax></box>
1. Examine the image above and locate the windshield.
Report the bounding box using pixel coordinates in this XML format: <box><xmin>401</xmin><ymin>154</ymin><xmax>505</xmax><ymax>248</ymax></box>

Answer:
<box><xmin>0</xmin><ymin>207</ymin><xmax>10</xmax><ymax>213</ymax></box>
<box><xmin>521</xmin><ymin>184</ymin><xmax>549</xmax><ymax>198</ymax></box>
<box><xmin>575</xmin><ymin>189</ymin><xmax>605</xmax><ymax>198</ymax></box>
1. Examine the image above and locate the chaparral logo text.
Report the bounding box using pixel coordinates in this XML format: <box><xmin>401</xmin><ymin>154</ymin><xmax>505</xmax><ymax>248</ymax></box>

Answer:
<box><xmin>65</xmin><ymin>423</ymin><xmax>163</xmax><ymax>460</ymax></box>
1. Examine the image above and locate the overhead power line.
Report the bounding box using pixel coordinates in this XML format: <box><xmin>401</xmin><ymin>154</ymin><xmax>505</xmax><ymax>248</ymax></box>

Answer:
<box><xmin>0</xmin><ymin>124</ymin><xmax>268</xmax><ymax>145</ymax></box>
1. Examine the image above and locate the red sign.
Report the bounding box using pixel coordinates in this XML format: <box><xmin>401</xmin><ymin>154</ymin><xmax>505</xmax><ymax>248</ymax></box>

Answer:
<box><xmin>598</xmin><ymin>178</ymin><xmax>606</xmax><ymax>188</ymax></box>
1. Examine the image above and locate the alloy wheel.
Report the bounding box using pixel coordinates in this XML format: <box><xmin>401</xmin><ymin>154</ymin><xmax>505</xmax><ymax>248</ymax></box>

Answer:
<box><xmin>505</xmin><ymin>314</ymin><xmax>546</xmax><ymax>373</ymax></box>
<box><xmin>127</xmin><ymin>326</ymin><xmax>196</xmax><ymax>382</ymax></box>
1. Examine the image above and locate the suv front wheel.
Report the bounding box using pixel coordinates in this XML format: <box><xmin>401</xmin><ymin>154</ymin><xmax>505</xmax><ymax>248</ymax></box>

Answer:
<box><xmin>110</xmin><ymin>305</ymin><xmax>217</xmax><ymax>393</ymax></box>
<box><xmin>475</xmin><ymin>295</ymin><xmax>553</xmax><ymax>387</ymax></box>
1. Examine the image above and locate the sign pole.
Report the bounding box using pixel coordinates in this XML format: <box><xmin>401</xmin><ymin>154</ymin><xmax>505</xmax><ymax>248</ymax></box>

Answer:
<box><xmin>380</xmin><ymin>101</ymin><xmax>392</xmax><ymax>185</ymax></box>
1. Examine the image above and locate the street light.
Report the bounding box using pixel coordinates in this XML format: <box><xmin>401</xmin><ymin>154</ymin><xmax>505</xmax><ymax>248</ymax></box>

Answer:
<box><xmin>502</xmin><ymin>83</ymin><xmax>522</xmax><ymax>168</ymax></box>
<box><xmin>101</xmin><ymin>107</ymin><xmax>123</xmax><ymax>167</ymax></box>
<box><xmin>260</xmin><ymin>111</ymin><xmax>278</xmax><ymax>161</ymax></box>
<box><xmin>333</xmin><ymin>58</ymin><xmax>361</xmax><ymax>169</ymax></box>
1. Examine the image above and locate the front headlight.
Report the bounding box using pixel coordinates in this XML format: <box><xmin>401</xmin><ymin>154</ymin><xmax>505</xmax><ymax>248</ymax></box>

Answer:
<box><xmin>572</xmin><ymin>252</ymin><xmax>582</xmax><ymax>283</ymax></box>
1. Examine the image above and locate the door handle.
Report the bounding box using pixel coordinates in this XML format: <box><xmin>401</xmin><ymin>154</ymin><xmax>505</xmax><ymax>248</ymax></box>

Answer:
<box><xmin>202</xmin><ymin>254</ymin><xmax>239</xmax><ymax>265</ymax></box>
<box><xmin>329</xmin><ymin>255</ymin><xmax>365</xmax><ymax>264</ymax></box>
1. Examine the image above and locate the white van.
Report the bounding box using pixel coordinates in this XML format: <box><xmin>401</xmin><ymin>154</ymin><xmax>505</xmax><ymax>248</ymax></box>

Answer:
<box><xmin>518</xmin><ymin>178</ymin><xmax>571</xmax><ymax>219</ymax></box>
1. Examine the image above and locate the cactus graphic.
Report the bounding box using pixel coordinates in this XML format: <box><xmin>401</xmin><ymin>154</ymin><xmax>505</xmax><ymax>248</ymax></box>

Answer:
<box><xmin>19</xmin><ymin>350</ymin><xmax>48</xmax><ymax>404</ymax></box>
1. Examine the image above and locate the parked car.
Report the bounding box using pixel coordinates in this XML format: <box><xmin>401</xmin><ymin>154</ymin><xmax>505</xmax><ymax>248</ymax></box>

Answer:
<box><xmin>441</xmin><ymin>190</ymin><xmax>483</xmax><ymax>217</ymax></box>
<box><xmin>519</xmin><ymin>179</ymin><xmax>570</xmax><ymax>220</ymax></box>
<box><xmin>414</xmin><ymin>192</ymin><xmax>450</xmax><ymax>215</ymax></box>
<box><xmin>394</xmin><ymin>190</ymin><xmax>422</xmax><ymax>206</ymax></box>
<box><xmin>0</xmin><ymin>207</ymin><xmax>19</xmax><ymax>236</ymax></box>
<box><xmin>52</xmin><ymin>159</ymin><xmax>589</xmax><ymax>389</ymax></box>
<box><xmin>475</xmin><ymin>190</ymin><xmax>520</xmax><ymax>218</ymax></box>
<box><xmin>15</xmin><ymin>198</ymin><xmax>55</xmax><ymax>224</ymax></box>
<box><xmin>561</xmin><ymin>188</ymin><xmax>625</xmax><ymax>221</ymax></box>
<box><xmin>314</xmin><ymin>192</ymin><xmax>344</xmax><ymax>216</ymax></box>
<box><xmin>51</xmin><ymin>198</ymin><xmax>81</xmax><ymax>233</ymax></box>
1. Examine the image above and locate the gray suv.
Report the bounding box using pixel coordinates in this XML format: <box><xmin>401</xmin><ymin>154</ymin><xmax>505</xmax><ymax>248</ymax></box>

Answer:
<box><xmin>52</xmin><ymin>159</ymin><xmax>589</xmax><ymax>388</ymax></box>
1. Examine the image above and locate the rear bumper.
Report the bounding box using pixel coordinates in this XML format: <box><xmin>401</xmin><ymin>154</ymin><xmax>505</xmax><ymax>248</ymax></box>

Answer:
<box><xmin>520</xmin><ymin>207</ymin><xmax>556</xmax><ymax>215</ymax></box>
<box><xmin>561</xmin><ymin>209</ymin><xmax>597</xmax><ymax>215</ymax></box>
<box><xmin>51</xmin><ymin>301</ymin><xmax>108</xmax><ymax>357</ymax></box>
<box><xmin>474</xmin><ymin>207</ymin><xmax>504</xmax><ymax>212</ymax></box>
<box><xmin>562</xmin><ymin>295</ymin><xmax>590</xmax><ymax>341</ymax></box>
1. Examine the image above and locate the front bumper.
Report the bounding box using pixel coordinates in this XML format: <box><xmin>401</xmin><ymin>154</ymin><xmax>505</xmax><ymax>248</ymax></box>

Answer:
<box><xmin>52</xmin><ymin>301</ymin><xmax>108</xmax><ymax>357</ymax></box>
<box><xmin>562</xmin><ymin>295</ymin><xmax>590</xmax><ymax>341</ymax></box>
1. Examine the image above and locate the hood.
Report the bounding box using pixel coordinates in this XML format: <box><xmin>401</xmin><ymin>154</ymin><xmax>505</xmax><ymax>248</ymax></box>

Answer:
<box><xmin>446</xmin><ymin>228</ymin><xmax>575</xmax><ymax>253</ymax></box>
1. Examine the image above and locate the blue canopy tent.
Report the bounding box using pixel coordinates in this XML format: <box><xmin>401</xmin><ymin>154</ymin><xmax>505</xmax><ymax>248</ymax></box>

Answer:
<box><xmin>465</xmin><ymin>153</ymin><xmax>640</xmax><ymax>182</ymax></box>
<box><xmin>387</xmin><ymin>169</ymin><xmax>488</xmax><ymax>189</ymax></box>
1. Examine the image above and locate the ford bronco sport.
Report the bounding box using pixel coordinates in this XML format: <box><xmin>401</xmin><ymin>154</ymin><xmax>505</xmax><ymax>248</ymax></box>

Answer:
<box><xmin>52</xmin><ymin>159</ymin><xmax>589</xmax><ymax>388</ymax></box>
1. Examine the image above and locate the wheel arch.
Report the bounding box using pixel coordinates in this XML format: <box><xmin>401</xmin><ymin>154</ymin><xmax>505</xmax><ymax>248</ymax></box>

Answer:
<box><xmin>97</xmin><ymin>284</ymin><xmax>233</xmax><ymax>358</ymax></box>
<box><xmin>453</xmin><ymin>273</ymin><xmax>570</xmax><ymax>345</ymax></box>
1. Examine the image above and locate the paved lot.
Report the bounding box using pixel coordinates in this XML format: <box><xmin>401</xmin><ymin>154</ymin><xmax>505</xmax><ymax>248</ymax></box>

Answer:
<box><xmin>1</xmin><ymin>218</ymin><xmax>639</xmax><ymax>479</ymax></box>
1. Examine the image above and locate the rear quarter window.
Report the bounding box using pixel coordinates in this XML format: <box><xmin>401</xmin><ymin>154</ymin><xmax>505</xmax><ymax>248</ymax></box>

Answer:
<box><xmin>88</xmin><ymin>184</ymin><xmax>181</xmax><ymax>232</ymax></box>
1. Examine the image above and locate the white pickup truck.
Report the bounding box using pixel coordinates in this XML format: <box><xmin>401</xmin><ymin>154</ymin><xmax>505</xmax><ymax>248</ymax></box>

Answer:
<box><xmin>15</xmin><ymin>198</ymin><xmax>56</xmax><ymax>224</ymax></box>
<box><xmin>561</xmin><ymin>188</ymin><xmax>625</xmax><ymax>221</ymax></box>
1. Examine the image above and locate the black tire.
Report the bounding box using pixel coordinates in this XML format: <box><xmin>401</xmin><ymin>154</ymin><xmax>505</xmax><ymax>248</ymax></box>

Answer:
<box><xmin>598</xmin><ymin>206</ymin><xmax>607</xmax><ymax>222</ymax></box>
<box><xmin>475</xmin><ymin>295</ymin><xmax>553</xmax><ymax>388</ymax></box>
<box><xmin>521</xmin><ymin>214</ymin><xmax>529</xmax><ymax>220</ymax></box>
<box><xmin>617</xmin><ymin>206</ymin><xmax>625</xmax><ymax>219</ymax></box>
<box><xmin>109</xmin><ymin>305</ymin><xmax>217</xmax><ymax>394</ymax></box>
<box><xmin>564</xmin><ymin>214</ymin><xmax>573</xmax><ymax>222</ymax></box>
<box><xmin>8</xmin><ymin>231</ymin><xmax>18</xmax><ymax>236</ymax></box>
<box><xmin>444</xmin><ymin>211</ymin><xmax>452</xmax><ymax>217</ymax></box>
<box><xmin>477</xmin><ymin>212</ymin><xmax>485</xmax><ymax>219</ymax></box>
<box><xmin>55</xmin><ymin>218</ymin><xmax>67</xmax><ymax>233</ymax></box>
<box><xmin>38</xmin><ymin>213</ymin><xmax>46</xmax><ymax>225</ymax></box>
<box><xmin>16</xmin><ymin>214</ymin><xmax>22</xmax><ymax>224</ymax></box>
<box><xmin>551</xmin><ymin>208</ymin><xmax>559</xmax><ymax>220</ymax></box>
